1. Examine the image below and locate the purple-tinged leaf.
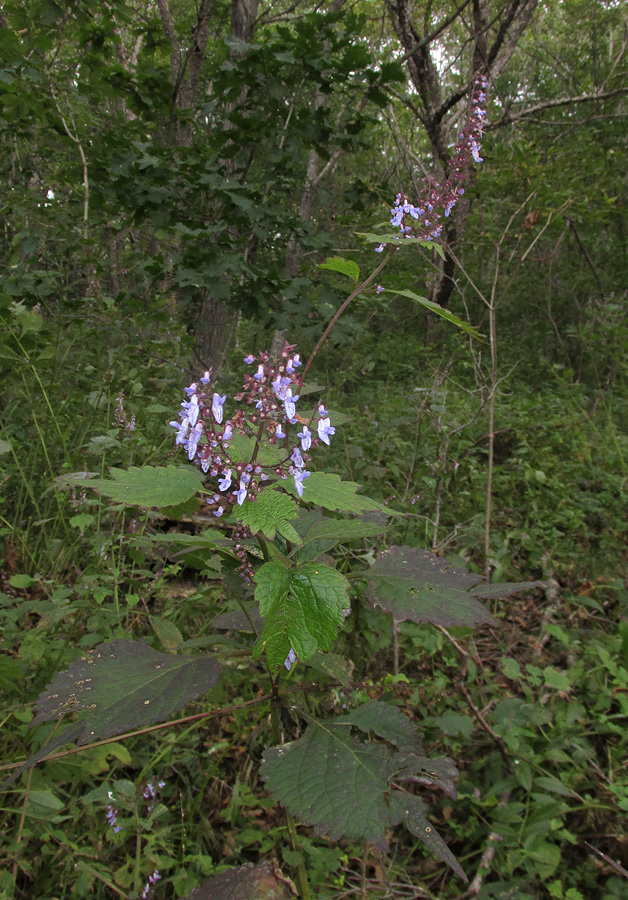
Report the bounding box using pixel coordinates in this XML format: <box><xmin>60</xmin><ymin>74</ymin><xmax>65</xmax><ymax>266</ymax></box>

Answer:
<box><xmin>31</xmin><ymin>639</ymin><xmax>221</xmax><ymax>743</ymax></box>
<box><xmin>366</xmin><ymin>546</ymin><xmax>496</xmax><ymax>628</ymax></box>
<box><xmin>182</xmin><ymin>860</ymin><xmax>292</xmax><ymax>900</ymax></box>
<box><xmin>388</xmin><ymin>793</ymin><xmax>468</xmax><ymax>882</ymax></box>
<box><xmin>471</xmin><ymin>580</ymin><xmax>546</xmax><ymax>600</ymax></box>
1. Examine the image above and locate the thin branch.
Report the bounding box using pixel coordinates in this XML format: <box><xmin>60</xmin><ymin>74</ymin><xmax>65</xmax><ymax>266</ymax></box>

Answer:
<box><xmin>492</xmin><ymin>86</ymin><xmax>628</xmax><ymax>128</ymax></box>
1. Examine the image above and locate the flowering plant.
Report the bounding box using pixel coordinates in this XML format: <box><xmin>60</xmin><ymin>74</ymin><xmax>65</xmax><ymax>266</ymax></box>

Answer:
<box><xmin>6</xmin><ymin>73</ymin><xmax>542</xmax><ymax>896</ymax></box>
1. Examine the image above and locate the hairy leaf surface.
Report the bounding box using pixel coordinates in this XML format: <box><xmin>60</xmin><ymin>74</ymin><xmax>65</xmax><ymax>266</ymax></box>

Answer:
<box><xmin>32</xmin><ymin>640</ymin><xmax>221</xmax><ymax>741</ymax></box>
<box><xmin>366</xmin><ymin>546</ymin><xmax>496</xmax><ymax>627</ymax></box>
<box><xmin>236</xmin><ymin>489</ymin><xmax>300</xmax><ymax>541</ymax></box>
<box><xmin>84</xmin><ymin>465</ymin><xmax>203</xmax><ymax>508</ymax></box>
<box><xmin>183</xmin><ymin>860</ymin><xmax>292</xmax><ymax>900</ymax></box>
<box><xmin>253</xmin><ymin>560</ymin><xmax>349</xmax><ymax>668</ymax></box>
<box><xmin>286</xmin><ymin>472</ymin><xmax>400</xmax><ymax>515</ymax></box>
<box><xmin>261</xmin><ymin>704</ymin><xmax>466</xmax><ymax>879</ymax></box>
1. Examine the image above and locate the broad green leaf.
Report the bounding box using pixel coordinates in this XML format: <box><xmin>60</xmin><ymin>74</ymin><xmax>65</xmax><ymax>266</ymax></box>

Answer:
<box><xmin>182</xmin><ymin>861</ymin><xmax>291</xmax><ymax>900</ymax></box>
<box><xmin>261</xmin><ymin>710</ymin><xmax>465</xmax><ymax>879</ymax></box>
<box><xmin>30</xmin><ymin>640</ymin><xmax>221</xmax><ymax>745</ymax></box>
<box><xmin>235</xmin><ymin>489</ymin><xmax>299</xmax><ymax>540</ymax></box>
<box><xmin>253</xmin><ymin>560</ymin><xmax>349</xmax><ymax>668</ymax></box>
<box><xmin>303</xmin><ymin>514</ymin><xmax>388</xmax><ymax>544</ymax></box>
<box><xmin>365</xmin><ymin>546</ymin><xmax>496</xmax><ymax>628</ymax></box>
<box><xmin>319</xmin><ymin>256</ymin><xmax>360</xmax><ymax>282</ymax></box>
<box><xmin>285</xmin><ymin>472</ymin><xmax>400</xmax><ymax>515</ymax></box>
<box><xmin>305</xmin><ymin>650</ymin><xmax>354</xmax><ymax>686</ymax></box>
<box><xmin>150</xmin><ymin>615</ymin><xmax>184</xmax><ymax>651</ymax></box>
<box><xmin>387</xmin><ymin>289</ymin><xmax>483</xmax><ymax>339</ymax></box>
<box><xmin>341</xmin><ymin>700</ymin><xmax>423</xmax><ymax>755</ymax></box>
<box><xmin>25</xmin><ymin>789</ymin><xmax>64</xmax><ymax>819</ymax></box>
<box><xmin>83</xmin><ymin>466</ymin><xmax>204</xmax><ymax>508</ymax></box>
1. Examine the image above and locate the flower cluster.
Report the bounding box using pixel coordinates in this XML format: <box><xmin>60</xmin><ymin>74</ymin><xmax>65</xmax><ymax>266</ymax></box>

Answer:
<box><xmin>170</xmin><ymin>342</ymin><xmax>336</xmax><ymax>519</ymax></box>
<box><xmin>105</xmin><ymin>802</ymin><xmax>122</xmax><ymax>834</ymax></box>
<box><xmin>141</xmin><ymin>870</ymin><xmax>161</xmax><ymax>899</ymax></box>
<box><xmin>376</xmin><ymin>75</ymin><xmax>488</xmax><ymax>251</ymax></box>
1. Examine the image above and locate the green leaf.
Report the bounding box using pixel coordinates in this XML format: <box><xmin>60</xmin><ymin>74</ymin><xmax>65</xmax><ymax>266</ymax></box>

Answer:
<box><xmin>285</xmin><ymin>472</ymin><xmax>400</xmax><ymax>515</ymax></box>
<box><xmin>471</xmin><ymin>580</ymin><xmax>546</xmax><ymax>599</ymax></box>
<box><xmin>16</xmin><ymin>640</ymin><xmax>222</xmax><ymax>783</ymax></box>
<box><xmin>305</xmin><ymin>650</ymin><xmax>354</xmax><ymax>686</ymax></box>
<box><xmin>25</xmin><ymin>789</ymin><xmax>64</xmax><ymax>819</ymax></box>
<box><xmin>9</xmin><ymin>574</ymin><xmax>35</xmax><ymax>589</ymax></box>
<box><xmin>387</xmin><ymin>289</ymin><xmax>483</xmax><ymax>339</ymax></box>
<box><xmin>261</xmin><ymin>711</ymin><xmax>466</xmax><ymax>880</ymax></box>
<box><xmin>299</xmin><ymin>511</ymin><xmax>389</xmax><ymax>546</ymax></box>
<box><xmin>0</xmin><ymin>439</ymin><xmax>11</xmax><ymax>454</ymax></box>
<box><xmin>235</xmin><ymin>489</ymin><xmax>299</xmax><ymax>540</ymax></box>
<box><xmin>365</xmin><ymin>546</ymin><xmax>496</xmax><ymax>628</ymax></box>
<box><xmin>86</xmin><ymin>465</ymin><xmax>204</xmax><ymax>508</ymax></box>
<box><xmin>355</xmin><ymin>233</ymin><xmax>445</xmax><ymax>258</ymax></box>
<box><xmin>181</xmin><ymin>860</ymin><xmax>292</xmax><ymax>900</ymax></box>
<box><xmin>253</xmin><ymin>560</ymin><xmax>349</xmax><ymax>668</ymax></box>
<box><xmin>342</xmin><ymin>700</ymin><xmax>423</xmax><ymax>754</ymax></box>
<box><xmin>319</xmin><ymin>256</ymin><xmax>360</xmax><ymax>282</ymax></box>
<box><xmin>150</xmin><ymin>615</ymin><xmax>184</xmax><ymax>652</ymax></box>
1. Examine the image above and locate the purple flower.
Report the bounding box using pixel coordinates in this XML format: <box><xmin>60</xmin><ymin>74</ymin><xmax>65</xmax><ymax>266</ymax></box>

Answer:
<box><xmin>317</xmin><ymin>416</ymin><xmax>335</xmax><ymax>445</ymax></box>
<box><xmin>292</xmin><ymin>467</ymin><xmax>310</xmax><ymax>498</ymax></box>
<box><xmin>201</xmin><ymin>370</ymin><xmax>211</xmax><ymax>384</ymax></box>
<box><xmin>218</xmin><ymin>469</ymin><xmax>232</xmax><ymax>491</ymax></box>
<box><xmin>170</xmin><ymin>419</ymin><xmax>189</xmax><ymax>445</ymax></box>
<box><xmin>213</xmin><ymin>506</ymin><xmax>224</xmax><ymax>517</ymax></box>
<box><xmin>183</xmin><ymin>383</ymin><xmax>197</xmax><ymax>396</ymax></box>
<box><xmin>275</xmin><ymin>424</ymin><xmax>286</xmax><ymax>440</ymax></box>
<box><xmin>254</xmin><ymin>364</ymin><xmax>264</xmax><ymax>381</ymax></box>
<box><xmin>292</xmin><ymin>353</ymin><xmax>301</xmax><ymax>367</ymax></box>
<box><xmin>212</xmin><ymin>393</ymin><xmax>226</xmax><ymax>424</ymax></box>
<box><xmin>291</xmin><ymin>447</ymin><xmax>305</xmax><ymax>468</ymax></box>
<box><xmin>375</xmin><ymin>243</ymin><xmax>385</xmax><ymax>253</ymax></box>
<box><xmin>184</xmin><ymin>395</ymin><xmax>200</xmax><ymax>427</ymax></box>
<box><xmin>244</xmin><ymin>354</ymin><xmax>255</xmax><ymax>364</ymax></box>
<box><xmin>222</xmin><ymin>423</ymin><xmax>233</xmax><ymax>442</ymax></box>
<box><xmin>233</xmin><ymin>475</ymin><xmax>249</xmax><ymax>506</ymax></box>
<box><xmin>298</xmin><ymin>425</ymin><xmax>312</xmax><ymax>451</ymax></box>
<box><xmin>201</xmin><ymin>456</ymin><xmax>211</xmax><ymax>473</ymax></box>
<box><xmin>186</xmin><ymin>423</ymin><xmax>202</xmax><ymax>460</ymax></box>
<box><xmin>284</xmin><ymin>648</ymin><xmax>297</xmax><ymax>671</ymax></box>
<box><xmin>376</xmin><ymin>285</ymin><xmax>384</xmax><ymax>294</ymax></box>
<box><xmin>284</xmin><ymin>389</ymin><xmax>298</xmax><ymax>420</ymax></box>
<box><xmin>272</xmin><ymin>375</ymin><xmax>291</xmax><ymax>400</ymax></box>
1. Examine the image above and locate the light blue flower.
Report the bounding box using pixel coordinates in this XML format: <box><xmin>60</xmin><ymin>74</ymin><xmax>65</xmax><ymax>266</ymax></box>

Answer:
<box><xmin>284</xmin><ymin>388</ymin><xmax>298</xmax><ymax>420</ymax></box>
<box><xmin>219</xmin><ymin>469</ymin><xmax>232</xmax><ymax>491</ymax></box>
<box><xmin>244</xmin><ymin>354</ymin><xmax>255</xmax><ymax>364</ymax></box>
<box><xmin>201</xmin><ymin>370</ymin><xmax>211</xmax><ymax>384</ymax></box>
<box><xmin>183</xmin><ymin>382</ymin><xmax>197</xmax><ymax>396</ymax></box>
<box><xmin>233</xmin><ymin>475</ymin><xmax>249</xmax><ymax>506</ymax></box>
<box><xmin>275</xmin><ymin>424</ymin><xmax>286</xmax><ymax>440</ymax></box>
<box><xmin>293</xmin><ymin>467</ymin><xmax>310</xmax><ymax>497</ymax></box>
<box><xmin>291</xmin><ymin>447</ymin><xmax>304</xmax><ymax>468</ymax></box>
<box><xmin>317</xmin><ymin>416</ymin><xmax>335</xmax><ymax>445</ymax></box>
<box><xmin>298</xmin><ymin>425</ymin><xmax>312</xmax><ymax>451</ymax></box>
<box><xmin>212</xmin><ymin>393</ymin><xmax>226</xmax><ymax>424</ymax></box>
<box><xmin>185</xmin><ymin>395</ymin><xmax>200</xmax><ymax>427</ymax></box>
<box><xmin>284</xmin><ymin>648</ymin><xmax>297</xmax><ymax>671</ymax></box>
<box><xmin>254</xmin><ymin>364</ymin><xmax>264</xmax><ymax>381</ymax></box>
<box><xmin>170</xmin><ymin>419</ymin><xmax>189</xmax><ymax>445</ymax></box>
<box><xmin>186</xmin><ymin>423</ymin><xmax>202</xmax><ymax>460</ymax></box>
<box><xmin>222</xmin><ymin>423</ymin><xmax>233</xmax><ymax>442</ymax></box>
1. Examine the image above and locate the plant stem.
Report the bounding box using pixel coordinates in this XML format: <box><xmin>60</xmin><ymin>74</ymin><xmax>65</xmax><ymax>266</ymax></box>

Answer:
<box><xmin>301</xmin><ymin>247</ymin><xmax>395</xmax><ymax>383</ymax></box>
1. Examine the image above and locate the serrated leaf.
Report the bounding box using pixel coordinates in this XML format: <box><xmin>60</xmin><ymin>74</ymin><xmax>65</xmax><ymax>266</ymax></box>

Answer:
<box><xmin>235</xmin><ymin>489</ymin><xmax>299</xmax><ymax>540</ymax></box>
<box><xmin>388</xmin><ymin>289</ymin><xmax>482</xmax><ymax>339</ymax></box>
<box><xmin>319</xmin><ymin>256</ymin><xmax>360</xmax><ymax>282</ymax></box>
<box><xmin>303</xmin><ymin>514</ymin><xmax>388</xmax><ymax>545</ymax></box>
<box><xmin>25</xmin><ymin>640</ymin><xmax>221</xmax><ymax>762</ymax></box>
<box><xmin>366</xmin><ymin>546</ymin><xmax>496</xmax><ymax>628</ymax></box>
<box><xmin>182</xmin><ymin>861</ymin><xmax>292</xmax><ymax>900</ymax></box>
<box><xmin>85</xmin><ymin>466</ymin><xmax>204</xmax><ymax>508</ymax></box>
<box><xmin>341</xmin><ymin>700</ymin><xmax>423</xmax><ymax>755</ymax></box>
<box><xmin>254</xmin><ymin>561</ymin><xmax>349</xmax><ymax>668</ymax></box>
<box><xmin>285</xmin><ymin>472</ymin><xmax>400</xmax><ymax>515</ymax></box>
<box><xmin>261</xmin><ymin>712</ymin><xmax>464</xmax><ymax>879</ymax></box>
